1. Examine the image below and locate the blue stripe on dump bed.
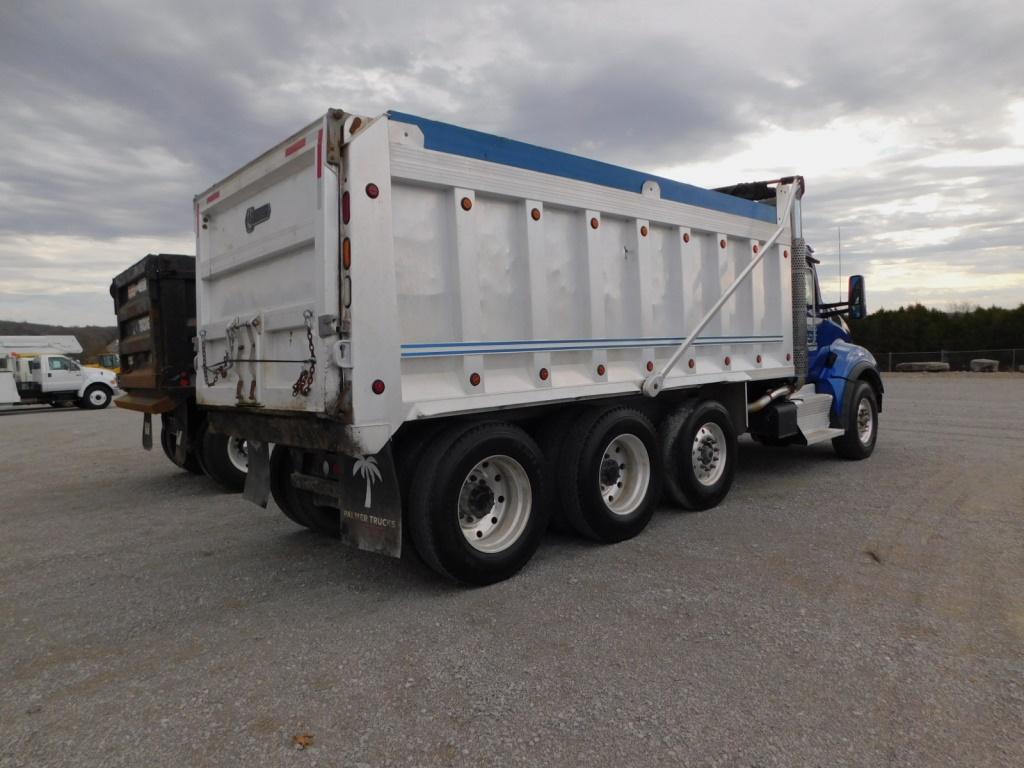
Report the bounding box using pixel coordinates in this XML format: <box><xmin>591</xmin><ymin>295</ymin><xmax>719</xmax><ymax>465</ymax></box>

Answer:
<box><xmin>388</xmin><ymin>111</ymin><xmax>777</xmax><ymax>224</ymax></box>
<box><xmin>400</xmin><ymin>335</ymin><xmax>784</xmax><ymax>358</ymax></box>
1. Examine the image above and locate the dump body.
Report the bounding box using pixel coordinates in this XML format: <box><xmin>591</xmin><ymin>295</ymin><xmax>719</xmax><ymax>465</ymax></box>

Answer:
<box><xmin>195</xmin><ymin>110</ymin><xmax>795</xmax><ymax>455</ymax></box>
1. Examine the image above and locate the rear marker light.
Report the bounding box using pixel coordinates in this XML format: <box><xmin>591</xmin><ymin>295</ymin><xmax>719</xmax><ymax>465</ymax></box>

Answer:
<box><xmin>640</xmin><ymin>225</ymin><xmax>648</xmax><ymax>237</ymax></box>
<box><xmin>786</xmin><ymin>353</ymin><xmax>792</xmax><ymax>361</ymax></box>
<box><xmin>784</xmin><ymin>250</ymin><xmax>790</xmax><ymax>259</ymax></box>
<box><xmin>596</xmin><ymin>364</ymin><xmax>606</xmax><ymax>376</ymax></box>
<box><xmin>752</xmin><ymin>244</ymin><xmax>760</xmax><ymax>254</ymax></box>
<box><xmin>461</xmin><ymin>196</ymin><xmax>473</xmax><ymax>211</ymax></box>
<box><xmin>724</xmin><ymin>356</ymin><xmax>731</xmax><ymax>365</ymax></box>
<box><xmin>342</xmin><ymin>237</ymin><xmax>351</xmax><ymax>269</ymax></box>
<box><xmin>539</xmin><ymin>367</ymin><xmax>549</xmax><ymax>381</ymax></box>
<box><xmin>469</xmin><ymin>372</ymin><xmax>481</xmax><ymax>387</ymax></box>
<box><xmin>682</xmin><ymin>232</ymin><xmax>690</xmax><ymax>243</ymax></box>
<box><xmin>646</xmin><ymin>360</ymin><xmax>654</xmax><ymax>372</ymax></box>
<box><xmin>342</xmin><ymin>191</ymin><xmax>350</xmax><ymax>223</ymax></box>
<box><xmin>531</xmin><ymin>208</ymin><xmax>541</xmax><ymax>221</ymax></box>
<box><xmin>590</xmin><ymin>217</ymin><xmax>600</xmax><ymax>229</ymax></box>
<box><xmin>365</xmin><ymin>183</ymin><xmax>380</xmax><ymax>199</ymax></box>
<box><xmin>756</xmin><ymin>354</ymin><xmax>763</xmax><ymax>364</ymax></box>
<box><xmin>372</xmin><ymin>379</ymin><xmax>385</xmax><ymax>395</ymax></box>
<box><xmin>688</xmin><ymin>359</ymin><xmax>695</xmax><ymax>369</ymax></box>
<box><xmin>720</xmin><ymin>239</ymin><xmax>727</xmax><ymax>249</ymax></box>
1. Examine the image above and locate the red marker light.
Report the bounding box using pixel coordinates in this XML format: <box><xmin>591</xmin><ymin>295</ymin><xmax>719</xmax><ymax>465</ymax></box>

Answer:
<box><xmin>469</xmin><ymin>372</ymin><xmax>481</xmax><ymax>387</ymax></box>
<box><xmin>342</xmin><ymin>191</ymin><xmax>351</xmax><ymax>224</ymax></box>
<box><xmin>365</xmin><ymin>183</ymin><xmax>379</xmax><ymax>199</ymax></box>
<box><xmin>372</xmin><ymin>379</ymin><xmax>385</xmax><ymax>395</ymax></box>
<box><xmin>539</xmin><ymin>367</ymin><xmax>549</xmax><ymax>381</ymax></box>
<box><xmin>596</xmin><ymin>364</ymin><xmax>606</xmax><ymax>376</ymax></box>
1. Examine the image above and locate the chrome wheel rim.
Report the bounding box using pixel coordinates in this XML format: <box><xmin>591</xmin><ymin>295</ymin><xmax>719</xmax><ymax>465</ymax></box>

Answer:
<box><xmin>857</xmin><ymin>399</ymin><xmax>874</xmax><ymax>445</ymax></box>
<box><xmin>458</xmin><ymin>455</ymin><xmax>531</xmax><ymax>554</ymax></box>
<box><xmin>692</xmin><ymin>422</ymin><xmax>726</xmax><ymax>487</ymax></box>
<box><xmin>227</xmin><ymin>437</ymin><xmax>249</xmax><ymax>473</ymax></box>
<box><xmin>89</xmin><ymin>389</ymin><xmax>107</xmax><ymax>406</ymax></box>
<box><xmin>598</xmin><ymin>434</ymin><xmax>651</xmax><ymax>516</ymax></box>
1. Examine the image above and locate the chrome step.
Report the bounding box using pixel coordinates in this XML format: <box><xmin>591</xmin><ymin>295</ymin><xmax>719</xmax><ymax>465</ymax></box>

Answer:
<box><xmin>799</xmin><ymin>426</ymin><xmax>846</xmax><ymax>446</ymax></box>
<box><xmin>789</xmin><ymin>385</ymin><xmax>842</xmax><ymax>445</ymax></box>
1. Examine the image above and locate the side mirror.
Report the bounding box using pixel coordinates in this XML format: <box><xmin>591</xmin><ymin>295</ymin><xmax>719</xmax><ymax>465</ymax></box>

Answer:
<box><xmin>848</xmin><ymin>274</ymin><xmax>867</xmax><ymax>320</ymax></box>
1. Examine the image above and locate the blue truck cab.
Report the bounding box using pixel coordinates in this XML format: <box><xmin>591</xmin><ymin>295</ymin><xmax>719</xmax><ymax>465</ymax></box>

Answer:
<box><xmin>803</xmin><ymin>254</ymin><xmax>884</xmax><ymax>446</ymax></box>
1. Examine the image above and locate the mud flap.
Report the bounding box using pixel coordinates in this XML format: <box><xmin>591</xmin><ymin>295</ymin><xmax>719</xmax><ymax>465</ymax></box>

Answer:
<box><xmin>333</xmin><ymin>446</ymin><xmax>402</xmax><ymax>558</ymax></box>
<box><xmin>173</xmin><ymin>402</ymin><xmax>190</xmax><ymax>466</ymax></box>
<box><xmin>142</xmin><ymin>412</ymin><xmax>153</xmax><ymax>450</ymax></box>
<box><xmin>243</xmin><ymin>440</ymin><xmax>271</xmax><ymax>508</ymax></box>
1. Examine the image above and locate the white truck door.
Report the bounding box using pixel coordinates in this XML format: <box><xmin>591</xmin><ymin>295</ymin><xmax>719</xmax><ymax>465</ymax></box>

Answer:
<box><xmin>41</xmin><ymin>356</ymin><xmax>84</xmax><ymax>393</ymax></box>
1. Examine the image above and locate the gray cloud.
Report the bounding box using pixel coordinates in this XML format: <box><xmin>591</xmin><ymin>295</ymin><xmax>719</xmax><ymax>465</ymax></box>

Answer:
<box><xmin>1</xmin><ymin>0</ymin><xmax>1022</xmax><ymax>325</ymax></box>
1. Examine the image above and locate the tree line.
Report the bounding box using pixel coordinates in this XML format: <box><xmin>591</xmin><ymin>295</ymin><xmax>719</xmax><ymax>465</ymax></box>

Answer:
<box><xmin>849</xmin><ymin>304</ymin><xmax>1024</xmax><ymax>353</ymax></box>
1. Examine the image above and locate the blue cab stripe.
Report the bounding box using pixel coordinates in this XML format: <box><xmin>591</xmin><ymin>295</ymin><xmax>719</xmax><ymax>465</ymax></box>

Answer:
<box><xmin>388</xmin><ymin>111</ymin><xmax>777</xmax><ymax>224</ymax></box>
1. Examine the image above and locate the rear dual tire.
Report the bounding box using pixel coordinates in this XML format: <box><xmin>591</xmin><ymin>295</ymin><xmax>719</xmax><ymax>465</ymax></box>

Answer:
<box><xmin>269</xmin><ymin>446</ymin><xmax>340</xmax><ymax>536</ymax></box>
<box><xmin>408</xmin><ymin>422</ymin><xmax>550</xmax><ymax>586</ymax></box>
<box><xmin>660</xmin><ymin>400</ymin><xmax>737</xmax><ymax>511</ymax></box>
<box><xmin>556</xmin><ymin>407</ymin><xmax>663</xmax><ymax>543</ymax></box>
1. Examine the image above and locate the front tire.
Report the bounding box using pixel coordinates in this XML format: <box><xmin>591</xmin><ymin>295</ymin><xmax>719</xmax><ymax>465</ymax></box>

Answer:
<box><xmin>408</xmin><ymin>422</ymin><xmax>550</xmax><ymax>585</ymax></box>
<box><xmin>80</xmin><ymin>384</ymin><xmax>112</xmax><ymax>410</ymax></box>
<box><xmin>557</xmin><ymin>407</ymin><xmax>663</xmax><ymax>543</ymax></box>
<box><xmin>832</xmin><ymin>380</ymin><xmax>878</xmax><ymax>460</ymax></box>
<box><xmin>660</xmin><ymin>400</ymin><xmax>737</xmax><ymax>511</ymax></box>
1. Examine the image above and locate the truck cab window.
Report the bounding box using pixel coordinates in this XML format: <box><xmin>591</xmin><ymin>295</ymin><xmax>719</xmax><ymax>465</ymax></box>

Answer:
<box><xmin>48</xmin><ymin>357</ymin><xmax>67</xmax><ymax>370</ymax></box>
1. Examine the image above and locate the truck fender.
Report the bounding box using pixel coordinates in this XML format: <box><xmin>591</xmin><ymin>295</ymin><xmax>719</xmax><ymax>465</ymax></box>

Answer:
<box><xmin>817</xmin><ymin>341</ymin><xmax>882</xmax><ymax>422</ymax></box>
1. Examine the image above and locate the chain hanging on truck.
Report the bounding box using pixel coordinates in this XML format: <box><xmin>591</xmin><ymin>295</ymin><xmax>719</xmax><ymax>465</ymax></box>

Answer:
<box><xmin>291</xmin><ymin>309</ymin><xmax>317</xmax><ymax>397</ymax></box>
<box><xmin>199</xmin><ymin>324</ymin><xmax>236</xmax><ymax>386</ymax></box>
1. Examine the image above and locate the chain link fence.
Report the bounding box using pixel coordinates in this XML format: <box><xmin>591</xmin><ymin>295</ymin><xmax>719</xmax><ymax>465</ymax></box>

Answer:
<box><xmin>877</xmin><ymin>348</ymin><xmax>1024</xmax><ymax>372</ymax></box>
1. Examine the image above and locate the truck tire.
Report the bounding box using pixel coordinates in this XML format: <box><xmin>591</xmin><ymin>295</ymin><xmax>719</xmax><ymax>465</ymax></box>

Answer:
<box><xmin>268</xmin><ymin>446</ymin><xmax>340</xmax><ymax>536</ymax></box>
<box><xmin>533</xmin><ymin>407</ymin><xmax>581</xmax><ymax>534</ymax></box>
<box><xmin>159</xmin><ymin>418</ymin><xmax>203</xmax><ymax>475</ymax></box>
<box><xmin>558</xmin><ymin>407</ymin><xmax>662</xmax><ymax>543</ymax></box>
<box><xmin>79</xmin><ymin>384</ymin><xmax>112</xmax><ymax>410</ymax></box>
<box><xmin>832</xmin><ymin>380</ymin><xmax>878</xmax><ymax>460</ymax></box>
<box><xmin>408</xmin><ymin>422</ymin><xmax>550</xmax><ymax>585</ymax></box>
<box><xmin>660</xmin><ymin>400</ymin><xmax>737</xmax><ymax>511</ymax></box>
<box><xmin>199</xmin><ymin>427</ymin><xmax>247</xmax><ymax>492</ymax></box>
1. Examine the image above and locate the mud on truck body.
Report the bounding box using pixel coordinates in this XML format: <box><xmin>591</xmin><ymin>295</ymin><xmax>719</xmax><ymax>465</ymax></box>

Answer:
<box><xmin>191</xmin><ymin>109</ymin><xmax>882</xmax><ymax>584</ymax></box>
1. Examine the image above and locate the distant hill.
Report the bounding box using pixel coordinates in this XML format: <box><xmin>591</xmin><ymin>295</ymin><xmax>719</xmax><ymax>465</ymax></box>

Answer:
<box><xmin>0</xmin><ymin>320</ymin><xmax>117</xmax><ymax>361</ymax></box>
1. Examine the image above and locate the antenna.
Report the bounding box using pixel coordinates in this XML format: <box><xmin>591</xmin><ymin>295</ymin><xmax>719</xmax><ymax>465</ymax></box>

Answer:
<box><xmin>837</xmin><ymin>225</ymin><xmax>842</xmax><ymax>301</ymax></box>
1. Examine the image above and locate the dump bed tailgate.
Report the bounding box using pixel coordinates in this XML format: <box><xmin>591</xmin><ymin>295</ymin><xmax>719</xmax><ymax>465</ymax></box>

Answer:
<box><xmin>194</xmin><ymin>118</ymin><xmax>341</xmax><ymax>413</ymax></box>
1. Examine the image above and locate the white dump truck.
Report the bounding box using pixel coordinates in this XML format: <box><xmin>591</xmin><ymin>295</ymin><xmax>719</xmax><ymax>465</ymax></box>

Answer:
<box><xmin>0</xmin><ymin>336</ymin><xmax>117</xmax><ymax>408</ymax></box>
<box><xmin>191</xmin><ymin>109</ymin><xmax>882</xmax><ymax>584</ymax></box>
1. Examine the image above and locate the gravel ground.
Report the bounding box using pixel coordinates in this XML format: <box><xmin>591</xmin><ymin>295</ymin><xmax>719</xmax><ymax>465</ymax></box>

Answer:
<box><xmin>1</xmin><ymin>373</ymin><xmax>1022</xmax><ymax>767</ymax></box>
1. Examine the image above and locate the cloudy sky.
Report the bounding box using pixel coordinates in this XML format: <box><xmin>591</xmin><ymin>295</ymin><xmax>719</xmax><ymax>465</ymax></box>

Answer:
<box><xmin>1</xmin><ymin>0</ymin><xmax>1022</xmax><ymax>325</ymax></box>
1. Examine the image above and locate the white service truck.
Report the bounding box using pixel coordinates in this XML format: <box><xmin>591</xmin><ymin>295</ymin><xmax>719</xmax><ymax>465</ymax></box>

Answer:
<box><xmin>0</xmin><ymin>336</ymin><xmax>117</xmax><ymax>409</ymax></box>
<box><xmin>191</xmin><ymin>109</ymin><xmax>882</xmax><ymax>584</ymax></box>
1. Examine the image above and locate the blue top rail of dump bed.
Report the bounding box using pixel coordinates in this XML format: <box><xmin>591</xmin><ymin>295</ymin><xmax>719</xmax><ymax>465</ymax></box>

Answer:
<box><xmin>388</xmin><ymin>111</ymin><xmax>777</xmax><ymax>224</ymax></box>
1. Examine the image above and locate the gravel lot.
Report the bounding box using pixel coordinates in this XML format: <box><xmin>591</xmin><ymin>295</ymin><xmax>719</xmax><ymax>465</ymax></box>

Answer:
<box><xmin>2</xmin><ymin>373</ymin><xmax>1022</xmax><ymax>767</ymax></box>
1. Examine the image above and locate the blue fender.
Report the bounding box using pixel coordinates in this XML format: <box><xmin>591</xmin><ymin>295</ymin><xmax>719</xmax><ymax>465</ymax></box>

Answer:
<box><xmin>808</xmin><ymin>340</ymin><xmax>882</xmax><ymax>424</ymax></box>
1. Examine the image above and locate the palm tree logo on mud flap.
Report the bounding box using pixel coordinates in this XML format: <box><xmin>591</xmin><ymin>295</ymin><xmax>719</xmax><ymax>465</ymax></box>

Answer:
<box><xmin>353</xmin><ymin>455</ymin><xmax>382</xmax><ymax>508</ymax></box>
